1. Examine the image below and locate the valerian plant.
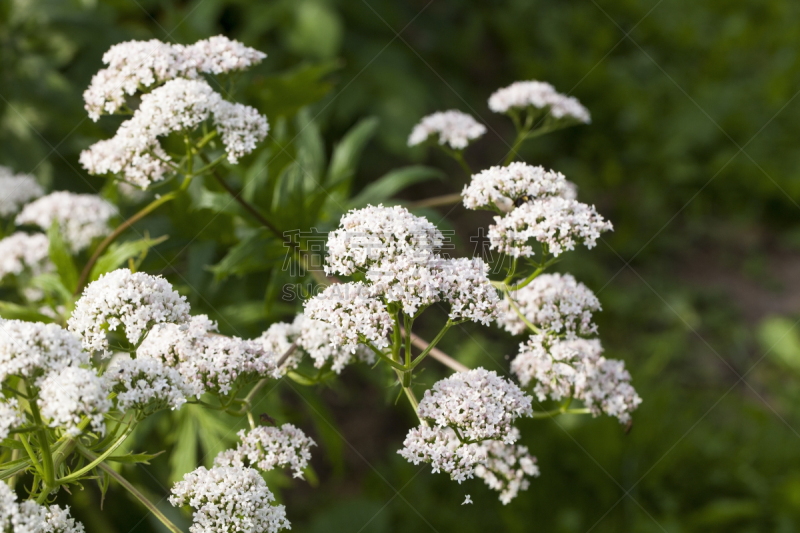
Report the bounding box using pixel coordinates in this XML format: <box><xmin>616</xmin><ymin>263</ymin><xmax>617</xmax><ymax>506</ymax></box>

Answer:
<box><xmin>0</xmin><ymin>36</ymin><xmax>641</xmax><ymax>532</ymax></box>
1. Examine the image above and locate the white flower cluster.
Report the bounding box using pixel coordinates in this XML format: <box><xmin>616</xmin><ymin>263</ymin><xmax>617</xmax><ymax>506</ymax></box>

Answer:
<box><xmin>169</xmin><ymin>465</ymin><xmax>290</xmax><ymax>533</ymax></box>
<box><xmin>80</xmin><ymin>78</ymin><xmax>269</xmax><ymax>187</ymax></box>
<box><xmin>417</xmin><ymin>368</ymin><xmax>532</xmax><ymax>444</ymax></box>
<box><xmin>214</xmin><ymin>423</ymin><xmax>315</xmax><ymax>479</ymax></box>
<box><xmin>488</xmin><ymin>196</ymin><xmax>613</xmax><ymax>258</ymax></box>
<box><xmin>473</xmin><ymin>427</ymin><xmax>539</xmax><ymax>505</ymax></box>
<box><xmin>0</xmin><ymin>398</ymin><xmax>22</xmax><ymax>441</ymax></box>
<box><xmin>304</xmin><ymin>282</ymin><xmax>393</xmax><ymax>354</ymax></box>
<box><xmin>15</xmin><ymin>192</ymin><xmax>116</xmax><ymax>253</ymax></box>
<box><xmin>315</xmin><ymin>205</ymin><xmax>498</xmax><ymax>332</ymax></box>
<box><xmin>512</xmin><ymin>335</ymin><xmax>641</xmax><ymax>423</ymax></box>
<box><xmin>462</xmin><ymin>163</ymin><xmax>576</xmax><ymax>212</ymax></box>
<box><xmin>488</xmin><ymin>80</ymin><xmax>591</xmax><ymax>124</ymax></box>
<box><xmin>138</xmin><ymin>315</ymin><xmax>280</xmax><ymax>396</ymax></box>
<box><xmin>84</xmin><ymin>36</ymin><xmax>266</xmax><ymax>120</ymax></box>
<box><xmin>0</xmin><ymin>166</ymin><xmax>44</xmax><ymax>217</ymax></box>
<box><xmin>0</xmin><ymin>320</ymin><xmax>88</xmax><ymax>384</ymax></box>
<box><xmin>0</xmin><ymin>484</ymin><xmax>85</xmax><ymax>533</ymax></box>
<box><xmin>325</xmin><ymin>204</ymin><xmax>443</xmax><ymax>276</ymax></box>
<box><xmin>38</xmin><ymin>366</ymin><xmax>110</xmax><ymax>436</ymax></box>
<box><xmin>0</xmin><ymin>232</ymin><xmax>52</xmax><ymax>282</ymax></box>
<box><xmin>497</xmin><ymin>273</ymin><xmax>601</xmax><ymax>337</ymax></box>
<box><xmin>106</xmin><ymin>356</ymin><xmax>201</xmax><ymax>412</ymax></box>
<box><xmin>398</xmin><ymin>425</ymin><xmax>539</xmax><ymax>503</ymax></box>
<box><xmin>407</xmin><ymin>110</ymin><xmax>486</xmax><ymax>150</ymax></box>
<box><xmin>69</xmin><ymin>269</ymin><xmax>191</xmax><ymax>356</ymax></box>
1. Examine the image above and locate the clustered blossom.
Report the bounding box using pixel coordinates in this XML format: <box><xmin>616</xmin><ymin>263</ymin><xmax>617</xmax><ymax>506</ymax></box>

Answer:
<box><xmin>80</xmin><ymin>78</ymin><xmax>268</xmax><ymax>187</ymax></box>
<box><xmin>106</xmin><ymin>356</ymin><xmax>201</xmax><ymax>412</ymax></box>
<box><xmin>497</xmin><ymin>273</ymin><xmax>601</xmax><ymax>337</ymax></box>
<box><xmin>138</xmin><ymin>315</ymin><xmax>280</xmax><ymax>396</ymax></box>
<box><xmin>512</xmin><ymin>335</ymin><xmax>641</xmax><ymax>423</ymax></box>
<box><xmin>407</xmin><ymin>110</ymin><xmax>486</xmax><ymax>150</ymax></box>
<box><xmin>0</xmin><ymin>166</ymin><xmax>44</xmax><ymax>217</ymax></box>
<box><xmin>0</xmin><ymin>232</ymin><xmax>52</xmax><ymax>282</ymax></box>
<box><xmin>0</xmin><ymin>484</ymin><xmax>85</xmax><ymax>533</ymax></box>
<box><xmin>417</xmin><ymin>368</ymin><xmax>533</xmax><ymax>444</ymax></box>
<box><xmin>488</xmin><ymin>80</ymin><xmax>591</xmax><ymax>124</ymax></box>
<box><xmin>0</xmin><ymin>398</ymin><xmax>22</xmax><ymax>441</ymax></box>
<box><xmin>437</xmin><ymin>258</ymin><xmax>499</xmax><ymax>325</ymax></box>
<box><xmin>38</xmin><ymin>366</ymin><xmax>111</xmax><ymax>437</ymax></box>
<box><xmin>488</xmin><ymin>196</ymin><xmax>613</xmax><ymax>258</ymax></box>
<box><xmin>473</xmin><ymin>428</ymin><xmax>539</xmax><ymax>505</ymax></box>
<box><xmin>15</xmin><ymin>192</ymin><xmax>116</xmax><ymax>253</ymax></box>
<box><xmin>169</xmin><ymin>465</ymin><xmax>290</xmax><ymax>533</ymax></box>
<box><xmin>398</xmin><ymin>425</ymin><xmax>539</xmax><ymax>504</ymax></box>
<box><xmin>0</xmin><ymin>320</ymin><xmax>88</xmax><ymax>384</ymax></box>
<box><xmin>68</xmin><ymin>269</ymin><xmax>191</xmax><ymax>356</ymax></box>
<box><xmin>83</xmin><ymin>36</ymin><xmax>266</xmax><ymax>120</ymax></box>
<box><xmin>304</xmin><ymin>282</ymin><xmax>392</xmax><ymax>354</ymax></box>
<box><xmin>462</xmin><ymin>163</ymin><xmax>576</xmax><ymax>212</ymax></box>
<box><xmin>214</xmin><ymin>424</ymin><xmax>315</xmax><ymax>479</ymax></box>
<box><xmin>325</xmin><ymin>204</ymin><xmax>443</xmax><ymax>276</ymax></box>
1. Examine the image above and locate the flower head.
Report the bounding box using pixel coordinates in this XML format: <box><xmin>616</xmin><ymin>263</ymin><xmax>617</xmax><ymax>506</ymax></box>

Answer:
<box><xmin>497</xmin><ymin>273</ymin><xmax>601</xmax><ymax>337</ymax></box>
<box><xmin>408</xmin><ymin>110</ymin><xmax>486</xmax><ymax>150</ymax></box>
<box><xmin>38</xmin><ymin>367</ymin><xmax>111</xmax><ymax>436</ymax></box>
<box><xmin>512</xmin><ymin>335</ymin><xmax>641</xmax><ymax>423</ymax></box>
<box><xmin>15</xmin><ymin>192</ymin><xmax>116</xmax><ymax>253</ymax></box>
<box><xmin>169</xmin><ymin>465</ymin><xmax>290</xmax><ymax>533</ymax></box>
<box><xmin>417</xmin><ymin>368</ymin><xmax>533</xmax><ymax>444</ymax></box>
<box><xmin>0</xmin><ymin>320</ymin><xmax>88</xmax><ymax>384</ymax></box>
<box><xmin>106</xmin><ymin>355</ymin><xmax>201</xmax><ymax>412</ymax></box>
<box><xmin>0</xmin><ymin>233</ymin><xmax>52</xmax><ymax>283</ymax></box>
<box><xmin>488</xmin><ymin>80</ymin><xmax>591</xmax><ymax>124</ymax></box>
<box><xmin>0</xmin><ymin>398</ymin><xmax>22</xmax><ymax>441</ymax></box>
<box><xmin>488</xmin><ymin>196</ymin><xmax>613</xmax><ymax>258</ymax></box>
<box><xmin>214</xmin><ymin>423</ymin><xmax>316</xmax><ymax>479</ymax></box>
<box><xmin>0</xmin><ymin>166</ymin><xmax>44</xmax><ymax>217</ymax></box>
<box><xmin>69</xmin><ymin>269</ymin><xmax>191</xmax><ymax>356</ymax></box>
<box><xmin>0</xmin><ymin>485</ymin><xmax>85</xmax><ymax>533</ymax></box>
<box><xmin>462</xmin><ymin>163</ymin><xmax>576</xmax><ymax>212</ymax></box>
<box><xmin>304</xmin><ymin>282</ymin><xmax>393</xmax><ymax>353</ymax></box>
<box><xmin>473</xmin><ymin>427</ymin><xmax>539</xmax><ymax>505</ymax></box>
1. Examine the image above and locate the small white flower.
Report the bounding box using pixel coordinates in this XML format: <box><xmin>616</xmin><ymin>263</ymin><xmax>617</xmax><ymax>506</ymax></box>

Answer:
<box><xmin>69</xmin><ymin>268</ymin><xmax>191</xmax><ymax>356</ymax></box>
<box><xmin>0</xmin><ymin>398</ymin><xmax>22</xmax><ymax>441</ymax></box>
<box><xmin>214</xmin><ymin>423</ymin><xmax>316</xmax><ymax>479</ymax></box>
<box><xmin>488</xmin><ymin>80</ymin><xmax>591</xmax><ymax>124</ymax></box>
<box><xmin>0</xmin><ymin>320</ymin><xmax>88</xmax><ymax>385</ymax></box>
<box><xmin>473</xmin><ymin>427</ymin><xmax>539</xmax><ymax>505</ymax></box>
<box><xmin>408</xmin><ymin>110</ymin><xmax>486</xmax><ymax>150</ymax></box>
<box><xmin>0</xmin><ymin>232</ymin><xmax>52</xmax><ymax>282</ymax></box>
<box><xmin>512</xmin><ymin>335</ymin><xmax>641</xmax><ymax>423</ymax></box>
<box><xmin>169</xmin><ymin>465</ymin><xmax>290</xmax><ymax>533</ymax></box>
<box><xmin>417</xmin><ymin>368</ymin><xmax>533</xmax><ymax>444</ymax></box>
<box><xmin>15</xmin><ymin>192</ymin><xmax>116</xmax><ymax>253</ymax></box>
<box><xmin>398</xmin><ymin>425</ymin><xmax>484</xmax><ymax>482</ymax></box>
<box><xmin>38</xmin><ymin>367</ymin><xmax>111</xmax><ymax>437</ymax></box>
<box><xmin>488</xmin><ymin>196</ymin><xmax>613</xmax><ymax>258</ymax></box>
<box><xmin>462</xmin><ymin>494</ymin><xmax>473</xmax><ymax>505</ymax></box>
<box><xmin>0</xmin><ymin>166</ymin><xmax>44</xmax><ymax>217</ymax></box>
<box><xmin>462</xmin><ymin>162</ymin><xmax>576</xmax><ymax>213</ymax></box>
<box><xmin>497</xmin><ymin>273</ymin><xmax>601</xmax><ymax>337</ymax></box>
<box><xmin>304</xmin><ymin>282</ymin><xmax>393</xmax><ymax>354</ymax></box>
<box><xmin>2</xmin><ymin>488</ymin><xmax>85</xmax><ymax>533</ymax></box>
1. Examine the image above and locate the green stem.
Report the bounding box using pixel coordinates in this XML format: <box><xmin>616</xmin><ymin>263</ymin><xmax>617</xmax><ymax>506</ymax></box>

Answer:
<box><xmin>78</xmin><ymin>447</ymin><xmax>184</xmax><ymax>533</ymax></box>
<box><xmin>503</xmin><ymin>286</ymin><xmax>540</xmax><ymax>334</ymax></box>
<box><xmin>409</xmin><ymin>320</ymin><xmax>454</xmax><ymax>370</ymax></box>
<box><xmin>75</xmin><ymin>191</ymin><xmax>179</xmax><ymax>295</ymax></box>
<box><xmin>57</xmin><ymin>425</ymin><xmax>134</xmax><ymax>484</ymax></box>
<box><xmin>18</xmin><ymin>433</ymin><xmax>45</xmax><ymax>479</ymax></box>
<box><xmin>27</xmin><ymin>393</ymin><xmax>54</xmax><ymax>488</ymax></box>
<box><xmin>511</xmin><ymin>257</ymin><xmax>558</xmax><ymax>291</ymax></box>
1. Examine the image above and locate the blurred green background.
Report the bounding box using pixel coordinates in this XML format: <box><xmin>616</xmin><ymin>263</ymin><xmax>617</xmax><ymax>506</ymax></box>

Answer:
<box><xmin>3</xmin><ymin>0</ymin><xmax>800</xmax><ymax>531</ymax></box>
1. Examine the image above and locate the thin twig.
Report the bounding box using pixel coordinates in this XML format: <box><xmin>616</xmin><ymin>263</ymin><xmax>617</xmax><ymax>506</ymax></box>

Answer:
<box><xmin>404</xmin><ymin>329</ymin><xmax>468</xmax><ymax>372</ymax></box>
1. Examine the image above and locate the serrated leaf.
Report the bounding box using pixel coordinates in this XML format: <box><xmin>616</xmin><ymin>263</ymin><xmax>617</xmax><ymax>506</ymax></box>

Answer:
<box><xmin>349</xmin><ymin>166</ymin><xmax>445</xmax><ymax>208</ymax></box>
<box><xmin>47</xmin><ymin>222</ymin><xmax>78</xmax><ymax>293</ymax></box>
<box><xmin>89</xmin><ymin>235</ymin><xmax>168</xmax><ymax>282</ymax></box>
<box><xmin>327</xmin><ymin>117</ymin><xmax>380</xmax><ymax>187</ymax></box>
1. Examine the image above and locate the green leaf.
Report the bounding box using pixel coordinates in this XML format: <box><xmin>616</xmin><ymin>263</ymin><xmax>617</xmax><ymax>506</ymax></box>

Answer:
<box><xmin>0</xmin><ymin>301</ymin><xmax>55</xmax><ymax>323</ymax></box>
<box><xmin>47</xmin><ymin>222</ymin><xmax>78</xmax><ymax>293</ymax></box>
<box><xmin>349</xmin><ymin>166</ymin><xmax>445</xmax><ymax>208</ymax></box>
<box><xmin>327</xmin><ymin>117</ymin><xmax>380</xmax><ymax>187</ymax></box>
<box><xmin>89</xmin><ymin>235</ymin><xmax>168</xmax><ymax>282</ymax></box>
<box><xmin>208</xmin><ymin>228</ymin><xmax>287</xmax><ymax>281</ymax></box>
<box><xmin>106</xmin><ymin>451</ymin><xmax>164</xmax><ymax>465</ymax></box>
<box><xmin>253</xmin><ymin>61</ymin><xmax>341</xmax><ymax>119</ymax></box>
<box><xmin>757</xmin><ymin>315</ymin><xmax>800</xmax><ymax>371</ymax></box>
<box><xmin>169</xmin><ymin>410</ymin><xmax>198</xmax><ymax>484</ymax></box>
